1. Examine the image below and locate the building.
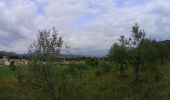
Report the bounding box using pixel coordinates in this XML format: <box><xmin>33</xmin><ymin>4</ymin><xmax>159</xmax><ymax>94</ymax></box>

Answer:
<box><xmin>0</xmin><ymin>56</ymin><xmax>29</xmax><ymax>66</ymax></box>
<box><xmin>0</xmin><ymin>59</ymin><xmax>4</xmax><ymax>65</ymax></box>
<box><xmin>0</xmin><ymin>56</ymin><xmax>10</xmax><ymax>65</ymax></box>
<box><xmin>10</xmin><ymin>59</ymin><xmax>29</xmax><ymax>66</ymax></box>
<box><xmin>21</xmin><ymin>59</ymin><xmax>29</xmax><ymax>65</ymax></box>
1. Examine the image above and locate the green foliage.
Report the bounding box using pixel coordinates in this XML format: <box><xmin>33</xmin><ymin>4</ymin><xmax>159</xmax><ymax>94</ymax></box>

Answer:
<box><xmin>139</xmin><ymin>39</ymin><xmax>159</xmax><ymax>63</ymax></box>
<box><xmin>9</xmin><ymin>61</ymin><xmax>17</xmax><ymax>71</ymax></box>
<box><xmin>109</xmin><ymin>23</ymin><xmax>170</xmax><ymax>81</ymax></box>
<box><xmin>16</xmin><ymin>28</ymin><xmax>65</xmax><ymax>100</ymax></box>
<box><xmin>85</xmin><ymin>57</ymin><xmax>99</xmax><ymax>67</ymax></box>
<box><xmin>17</xmin><ymin>63</ymin><xmax>73</xmax><ymax>100</ymax></box>
<box><xmin>67</xmin><ymin>62</ymin><xmax>86</xmax><ymax>78</ymax></box>
<box><xmin>1</xmin><ymin>61</ymin><xmax>170</xmax><ymax>99</ymax></box>
<box><xmin>28</xmin><ymin>28</ymin><xmax>63</xmax><ymax>61</ymax></box>
<box><xmin>99</xmin><ymin>62</ymin><xmax>112</xmax><ymax>73</ymax></box>
<box><xmin>156</xmin><ymin>42</ymin><xmax>170</xmax><ymax>64</ymax></box>
<box><xmin>95</xmin><ymin>62</ymin><xmax>112</xmax><ymax>76</ymax></box>
<box><xmin>109</xmin><ymin>41</ymin><xmax>128</xmax><ymax>76</ymax></box>
<box><xmin>109</xmin><ymin>43</ymin><xmax>127</xmax><ymax>64</ymax></box>
<box><xmin>1</xmin><ymin>23</ymin><xmax>170</xmax><ymax>100</ymax></box>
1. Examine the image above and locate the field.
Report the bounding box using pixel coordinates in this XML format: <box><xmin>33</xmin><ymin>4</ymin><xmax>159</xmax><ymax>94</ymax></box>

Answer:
<box><xmin>0</xmin><ymin>61</ymin><xmax>170</xmax><ymax>100</ymax></box>
<box><xmin>0</xmin><ymin>66</ymin><xmax>18</xmax><ymax>99</ymax></box>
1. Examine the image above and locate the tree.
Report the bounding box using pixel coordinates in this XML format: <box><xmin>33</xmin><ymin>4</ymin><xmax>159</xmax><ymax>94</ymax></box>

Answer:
<box><xmin>126</xmin><ymin>24</ymin><xmax>160</xmax><ymax>81</ymax></box>
<box><xmin>109</xmin><ymin>36</ymin><xmax>129</xmax><ymax>76</ymax></box>
<box><xmin>85</xmin><ymin>57</ymin><xmax>99</xmax><ymax>67</ymax></box>
<box><xmin>139</xmin><ymin>39</ymin><xmax>159</xmax><ymax>64</ymax></box>
<box><xmin>127</xmin><ymin>23</ymin><xmax>146</xmax><ymax>81</ymax></box>
<box><xmin>156</xmin><ymin>42</ymin><xmax>169</xmax><ymax>64</ymax></box>
<box><xmin>18</xmin><ymin>28</ymin><xmax>65</xmax><ymax>100</ymax></box>
<box><xmin>28</xmin><ymin>28</ymin><xmax>63</xmax><ymax>61</ymax></box>
<box><xmin>9</xmin><ymin>61</ymin><xmax>17</xmax><ymax>71</ymax></box>
<box><xmin>109</xmin><ymin>23</ymin><xmax>160</xmax><ymax>81</ymax></box>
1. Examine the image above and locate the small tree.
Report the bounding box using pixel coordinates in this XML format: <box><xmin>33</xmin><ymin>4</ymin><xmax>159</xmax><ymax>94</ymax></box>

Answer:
<box><xmin>9</xmin><ymin>61</ymin><xmax>17</xmax><ymax>71</ymax></box>
<box><xmin>18</xmin><ymin>28</ymin><xmax>65</xmax><ymax>100</ymax></box>
<box><xmin>109</xmin><ymin>36</ymin><xmax>129</xmax><ymax>76</ymax></box>
<box><xmin>127</xmin><ymin>23</ymin><xmax>159</xmax><ymax>81</ymax></box>
<box><xmin>127</xmin><ymin>23</ymin><xmax>146</xmax><ymax>81</ymax></box>
<box><xmin>28</xmin><ymin>28</ymin><xmax>63</xmax><ymax>61</ymax></box>
<box><xmin>109</xmin><ymin>23</ymin><xmax>160</xmax><ymax>81</ymax></box>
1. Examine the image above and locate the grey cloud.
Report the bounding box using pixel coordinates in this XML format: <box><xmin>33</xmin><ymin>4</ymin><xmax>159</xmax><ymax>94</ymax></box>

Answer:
<box><xmin>0</xmin><ymin>0</ymin><xmax>170</xmax><ymax>56</ymax></box>
<box><xmin>0</xmin><ymin>26</ymin><xmax>26</xmax><ymax>47</ymax></box>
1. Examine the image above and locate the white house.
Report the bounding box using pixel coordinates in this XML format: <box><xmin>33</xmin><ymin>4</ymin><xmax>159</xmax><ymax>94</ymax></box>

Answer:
<box><xmin>4</xmin><ymin>60</ymin><xmax>10</xmax><ymax>65</ymax></box>
<box><xmin>2</xmin><ymin>56</ymin><xmax>10</xmax><ymax>66</ymax></box>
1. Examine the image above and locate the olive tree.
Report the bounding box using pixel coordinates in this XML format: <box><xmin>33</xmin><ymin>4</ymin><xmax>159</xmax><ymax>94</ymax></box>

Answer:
<box><xmin>109</xmin><ymin>23</ymin><xmax>160</xmax><ymax>81</ymax></box>
<box><xmin>109</xmin><ymin>36</ymin><xmax>129</xmax><ymax>76</ymax></box>
<box><xmin>28</xmin><ymin>28</ymin><xmax>63</xmax><ymax>61</ymax></box>
<box><xmin>17</xmin><ymin>28</ymin><xmax>67</xmax><ymax>100</ymax></box>
<box><xmin>128</xmin><ymin>23</ymin><xmax>147</xmax><ymax>80</ymax></box>
<box><xmin>125</xmin><ymin>24</ymin><xmax>161</xmax><ymax>81</ymax></box>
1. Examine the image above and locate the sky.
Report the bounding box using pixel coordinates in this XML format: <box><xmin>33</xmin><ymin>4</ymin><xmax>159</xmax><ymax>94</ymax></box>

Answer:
<box><xmin>0</xmin><ymin>0</ymin><xmax>170</xmax><ymax>56</ymax></box>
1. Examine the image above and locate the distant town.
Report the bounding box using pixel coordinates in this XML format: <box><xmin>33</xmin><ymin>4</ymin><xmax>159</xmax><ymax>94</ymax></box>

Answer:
<box><xmin>0</xmin><ymin>56</ymin><xmax>29</xmax><ymax>66</ymax></box>
<box><xmin>0</xmin><ymin>51</ymin><xmax>90</xmax><ymax>66</ymax></box>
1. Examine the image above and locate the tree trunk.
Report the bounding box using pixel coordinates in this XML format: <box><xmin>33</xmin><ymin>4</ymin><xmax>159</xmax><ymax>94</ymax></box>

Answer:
<box><xmin>120</xmin><ymin>64</ymin><xmax>124</xmax><ymax>76</ymax></box>
<box><xmin>136</xmin><ymin>66</ymin><xmax>139</xmax><ymax>81</ymax></box>
<box><xmin>125</xmin><ymin>63</ymin><xmax>128</xmax><ymax>70</ymax></box>
<box><xmin>160</xmin><ymin>57</ymin><xmax>164</xmax><ymax>64</ymax></box>
<box><xmin>51</xmin><ymin>88</ymin><xmax>57</xmax><ymax>100</ymax></box>
<box><xmin>134</xmin><ymin>64</ymin><xmax>139</xmax><ymax>81</ymax></box>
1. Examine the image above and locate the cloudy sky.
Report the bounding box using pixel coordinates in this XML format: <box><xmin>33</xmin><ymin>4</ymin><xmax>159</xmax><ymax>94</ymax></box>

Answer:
<box><xmin>0</xmin><ymin>0</ymin><xmax>170</xmax><ymax>56</ymax></box>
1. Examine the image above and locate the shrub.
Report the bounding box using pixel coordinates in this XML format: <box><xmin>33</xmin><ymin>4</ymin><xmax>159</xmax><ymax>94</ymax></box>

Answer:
<box><xmin>67</xmin><ymin>63</ymin><xmax>86</xmax><ymax>78</ymax></box>
<box><xmin>99</xmin><ymin>62</ymin><xmax>112</xmax><ymax>73</ymax></box>
<box><xmin>95</xmin><ymin>62</ymin><xmax>112</xmax><ymax>76</ymax></box>
<box><xmin>85</xmin><ymin>57</ymin><xmax>99</xmax><ymax>67</ymax></box>
<box><xmin>17</xmin><ymin>62</ymin><xmax>71</xmax><ymax>100</ymax></box>
<box><xmin>9</xmin><ymin>61</ymin><xmax>17</xmax><ymax>71</ymax></box>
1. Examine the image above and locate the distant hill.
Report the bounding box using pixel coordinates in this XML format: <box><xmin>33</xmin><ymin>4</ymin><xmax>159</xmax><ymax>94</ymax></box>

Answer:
<box><xmin>0</xmin><ymin>51</ymin><xmax>17</xmax><ymax>58</ymax></box>
<box><xmin>0</xmin><ymin>51</ymin><xmax>84</xmax><ymax>59</ymax></box>
<box><xmin>0</xmin><ymin>51</ymin><xmax>16</xmax><ymax>56</ymax></box>
<box><xmin>161</xmin><ymin>40</ymin><xmax>170</xmax><ymax>44</ymax></box>
<box><xmin>59</xmin><ymin>54</ymin><xmax>83</xmax><ymax>59</ymax></box>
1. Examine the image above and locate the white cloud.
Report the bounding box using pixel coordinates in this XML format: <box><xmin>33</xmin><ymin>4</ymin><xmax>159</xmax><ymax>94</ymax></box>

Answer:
<box><xmin>0</xmin><ymin>0</ymin><xmax>170</xmax><ymax>56</ymax></box>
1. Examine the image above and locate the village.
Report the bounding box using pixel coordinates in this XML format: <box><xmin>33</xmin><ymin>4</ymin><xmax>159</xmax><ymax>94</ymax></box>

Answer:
<box><xmin>0</xmin><ymin>55</ymin><xmax>86</xmax><ymax>66</ymax></box>
<box><xmin>0</xmin><ymin>56</ymin><xmax>29</xmax><ymax>66</ymax></box>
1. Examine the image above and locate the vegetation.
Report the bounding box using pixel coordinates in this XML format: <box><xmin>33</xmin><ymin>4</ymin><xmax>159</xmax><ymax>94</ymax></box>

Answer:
<box><xmin>0</xmin><ymin>24</ymin><xmax>170</xmax><ymax>100</ymax></box>
<box><xmin>18</xmin><ymin>28</ymin><xmax>64</xmax><ymax>100</ymax></box>
<box><xmin>109</xmin><ymin>23</ymin><xmax>170</xmax><ymax>81</ymax></box>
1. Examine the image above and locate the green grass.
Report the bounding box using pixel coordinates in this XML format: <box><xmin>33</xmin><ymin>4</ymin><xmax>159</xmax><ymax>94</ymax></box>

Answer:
<box><xmin>75</xmin><ymin>62</ymin><xmax>170</xmax><ymax>100</ymax></box>
<box><xmin>0</xmin><ymin>66</ymin><xmax>19</xmax><ymax>99</ymax></box>
<box><xmin>0</xmin><ymin>66</ymin><xmax>13</xmax><ymax>79</ymax></box>
<box><xmin>0</xmin><ymin>62</ymin><xmax>170</xmax><ymax>100</ymax></box>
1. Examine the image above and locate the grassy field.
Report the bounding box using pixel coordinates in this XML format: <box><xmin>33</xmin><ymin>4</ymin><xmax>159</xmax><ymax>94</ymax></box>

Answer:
<box><xmin>0</xmin><ymin>66</ymin><xmax>18</xmax><ymax>99</ymax></box>
<box><xmin>0</xmin><ymin>62</ymin><xmax>170</xmax><ymax>100</ymax></box>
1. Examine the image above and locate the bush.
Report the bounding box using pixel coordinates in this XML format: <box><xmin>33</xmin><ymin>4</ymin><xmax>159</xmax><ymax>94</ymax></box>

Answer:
<box><xmin>67</xmin><ymin>63</ymin><xmax>86</xmax><ymax>78</ymax></box>
<box><xmin>95</xmin><ymin>68</ymin><xmax>103</xmax><ymax>76</ymax></box>
<box><xmin>9</xmin><ymin>61</ymin><xmax>17</xmax><ymax>71</ymax></box>
<box><xmin>95</xmin><ymin>62</ymin><xmax>112</xmax><ymax>76</ymax></box>
<box><xmin>99</xmin><ymin>62</ymin><xmax>112</xmax><ymax>73</ymax></box>
<box><xmin>17</xmin><ymin>62</ymin><xmax>71</xmax><ymax>100</ymax></box>
<box><xmin>85</xmin><ymin>57</ymin><xmax>99</xmax><ymax>67</ymax></box>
